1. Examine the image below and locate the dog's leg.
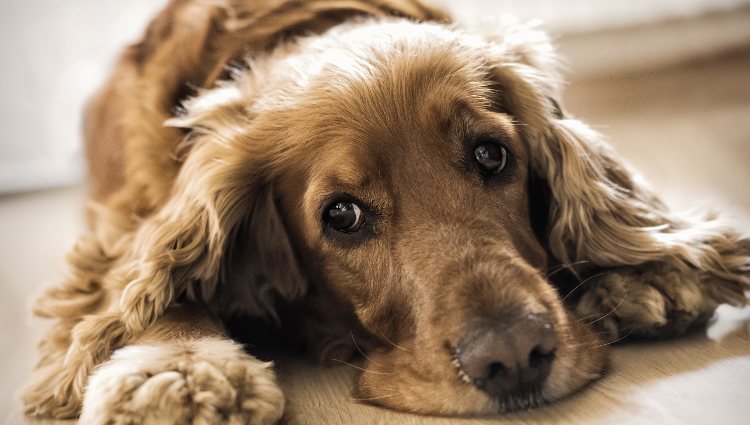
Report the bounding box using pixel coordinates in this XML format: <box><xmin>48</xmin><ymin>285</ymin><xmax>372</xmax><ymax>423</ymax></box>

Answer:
<box><xmin>574</xmin><ymin>262</ymin><xmax>747</xmax><ymax>341</ymax></box>
<box><xmin>79</xmin><ymin>304</ymin><xmax>284</xmax><ymax>425</ymax></box>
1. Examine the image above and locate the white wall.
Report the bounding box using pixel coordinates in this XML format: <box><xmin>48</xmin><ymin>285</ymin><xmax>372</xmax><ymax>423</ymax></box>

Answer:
<box><xmin>0</xmin><ymin>0</ymin><xmax>162</xmax><ymax>193</ymax></box>
<box><xmin>438</xmin><ymin>0</ymin><xmax>750</xmax><ymax>33</ymax></box>
<box><xmin>1</xmin><ymin>0</ymin><xmax>748</xmax><ymax>194</ymax></box>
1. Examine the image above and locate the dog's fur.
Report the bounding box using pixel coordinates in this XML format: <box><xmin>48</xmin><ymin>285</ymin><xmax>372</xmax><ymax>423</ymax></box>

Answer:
<box><xmin>22</xmin><ymin>0</ymin><xmax>750</xmax><ymax>422</ymax></box>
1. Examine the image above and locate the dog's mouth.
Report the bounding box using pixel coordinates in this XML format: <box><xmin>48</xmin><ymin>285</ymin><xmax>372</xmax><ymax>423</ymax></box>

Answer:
<box><xmin>491</xmin><ymin>387</ymin><xmax>546</xmax><ymax>412</ymax></box>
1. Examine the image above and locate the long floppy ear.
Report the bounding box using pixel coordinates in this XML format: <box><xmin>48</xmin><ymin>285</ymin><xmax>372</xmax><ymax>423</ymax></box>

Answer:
<box><xmin>116</xmin><ymin>95</ymin><xmax>269</xmax><ymax>333</ymax></box>
<box><xmin>481</xmin><ymin>20</ymin><xmax>750</xmax><ymax>305</ymax></box>
<box><xmin>116</xmin><ymin>79</ymin><xmax>314</xmax><ymax>333</ymax></box>
<box><xmin>210</xmin><ymin>184</ymin><xmax>308</xmax><ymax>321</ymax></box>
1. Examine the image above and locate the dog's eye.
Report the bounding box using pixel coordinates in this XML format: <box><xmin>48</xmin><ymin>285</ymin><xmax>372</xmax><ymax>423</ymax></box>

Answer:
<box><xmin>325</xmin><ymin>201</ymin><xmax>365</xmax><ymax>233</ymax></box>
<box><xmin>474</xmin><ymin>142</ymin><xmax>509</xmax><ymax>176</ymax></box>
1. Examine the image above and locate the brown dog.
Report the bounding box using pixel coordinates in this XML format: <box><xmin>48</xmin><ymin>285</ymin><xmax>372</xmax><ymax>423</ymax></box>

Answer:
<box><xmin>22</xmin><ymin>0</ymin><xmax>749</xmax><ymax>423</ymax></box>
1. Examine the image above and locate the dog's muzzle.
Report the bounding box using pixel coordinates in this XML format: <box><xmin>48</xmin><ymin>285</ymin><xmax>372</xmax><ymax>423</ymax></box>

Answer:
<box><xmin>456</xmin><ymin>312</ymin><xmax>556</xmax><ymax>397</ymax></box>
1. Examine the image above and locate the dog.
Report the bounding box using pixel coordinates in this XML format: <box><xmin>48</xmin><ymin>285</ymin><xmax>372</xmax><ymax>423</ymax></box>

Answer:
<box><xmin>22</xmin><ymin>0</ymin><xmax>750</xmax><ymax>423</ymax></box>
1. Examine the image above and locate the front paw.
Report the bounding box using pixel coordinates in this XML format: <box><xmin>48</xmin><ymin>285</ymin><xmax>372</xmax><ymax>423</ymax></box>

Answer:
<box><xmin>80</xmin><ymin>339</ymin><xmax>284</xmax><ymax>425</ymax></box>
<box><xmin>575</xmin><ymin>264</ymin><xmax>719</xmax><ymax>341</ymax></box>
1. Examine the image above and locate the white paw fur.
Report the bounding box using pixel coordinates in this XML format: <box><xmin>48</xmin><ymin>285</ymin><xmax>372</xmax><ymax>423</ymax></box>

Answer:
<box><xmin>79</xmin><ymin>338</ymin><xmax>284</xmax><ymax>425</ymax></box>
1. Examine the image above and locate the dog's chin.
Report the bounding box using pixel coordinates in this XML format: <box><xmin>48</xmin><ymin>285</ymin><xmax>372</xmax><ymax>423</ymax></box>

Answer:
<box><xmin>354</xmin><ymin>312</ymin><xmax>607</xmax><ymax>416</ymax></box>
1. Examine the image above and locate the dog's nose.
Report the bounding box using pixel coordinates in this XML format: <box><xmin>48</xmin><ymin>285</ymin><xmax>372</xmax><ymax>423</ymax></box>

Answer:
<box><xmin>456</xmin><ymin>313</ymin><xmax>556</xmax><ymax>397</ymax></box>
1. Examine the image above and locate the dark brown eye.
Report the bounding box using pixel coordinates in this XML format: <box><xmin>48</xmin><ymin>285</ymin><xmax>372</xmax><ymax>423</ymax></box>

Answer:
<box><xmin>473</xmin><ymin>142</ymin><xmax>508</xmax><ymax>175</ymax></box>
<box><xmin>325</xmin><ymin>201</ymin><xmax>365</xmax><ymax>233</ymax></box>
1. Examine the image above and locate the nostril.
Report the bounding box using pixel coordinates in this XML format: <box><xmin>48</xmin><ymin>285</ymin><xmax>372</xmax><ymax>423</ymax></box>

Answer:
<box><xmin>528</xmin><ymin>346</ymin><xmax>555</xmax><ymax>370</ymax></box>
<box><xmin>457</xmin><ymin>314</ymin><xmax>557</xmax><ymax>397</ymax></box>
<box><xmin>473</xmin><ymin>361</ymin><xmax>509</xmax><ymax>390</ymax></box>
<box><xmin>487</xmin><ymin>361</ymin><xmax>508</xmax><ymax>380</ymax></box>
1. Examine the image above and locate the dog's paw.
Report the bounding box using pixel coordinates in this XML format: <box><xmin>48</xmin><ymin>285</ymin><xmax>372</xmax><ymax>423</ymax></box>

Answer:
<box><xmin>575</xmin><ymin>264</ymin><xmax>719</xmax><ymax>342</ymax></box>
<box><xmin>80</xmin><ymin>338</ymin><xmax>284</xmax><ymax>425</ymax></box>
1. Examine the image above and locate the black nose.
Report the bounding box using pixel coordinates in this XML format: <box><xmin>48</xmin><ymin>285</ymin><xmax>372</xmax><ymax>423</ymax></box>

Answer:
<box><xmin>456</xmin><ymin>313</ymin><xmax>556</xmax><ymax>397</ymax></box>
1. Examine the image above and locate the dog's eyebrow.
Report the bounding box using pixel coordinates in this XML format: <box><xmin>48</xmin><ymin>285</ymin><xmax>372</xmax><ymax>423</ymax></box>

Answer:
<box><xmin>421</xmin><ymin>96</ymin><xmax>475</xmax><ymax>135</ymax></box>
<box><xmin>432</xmin><ymin>99</ymin><xmax>505</xmax><ymax>150</ymax></box>
<box><xmin>305</xmin><ymin>167</ymin><xmax>391</xmax><ymax>218</ymax></box>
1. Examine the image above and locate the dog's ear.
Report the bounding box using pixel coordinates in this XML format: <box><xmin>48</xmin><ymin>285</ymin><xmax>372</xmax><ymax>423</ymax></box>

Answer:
<box><xmin>482</xmin><ymin>21</ymin><xmax>749</xmax><ymax>304</ymax></box>
<box><xmin>117</xmin><ymin>90</ymin><xmax>307</xmax><ymax>333</ymax></box>
<box><xmin>527</xmin><ymin>169</ymin><xmax>551</xmax><ymax>245</ymax></box>
<box><xmin>210</xmin><ymin>185</ymin><xmax>307</xmax><ymax>322</ymax></box>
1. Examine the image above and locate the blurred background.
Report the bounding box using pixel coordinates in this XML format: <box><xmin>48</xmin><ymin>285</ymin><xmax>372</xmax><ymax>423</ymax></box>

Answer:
<box><xmin>1</xmin><ymin>1</ymin><xmax>749</xmax><ymax>424</ymax></box>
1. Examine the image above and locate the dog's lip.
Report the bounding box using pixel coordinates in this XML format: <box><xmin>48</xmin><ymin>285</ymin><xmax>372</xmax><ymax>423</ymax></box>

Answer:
<box><xmin>494</xmin><ymin>388</ymin><xmax>546</xmax><ymax>412</ymax></box>
<box><xmin>449</xmin><ymin>344</ymin><xmax>474</xmax><ymax>385</ymax></box>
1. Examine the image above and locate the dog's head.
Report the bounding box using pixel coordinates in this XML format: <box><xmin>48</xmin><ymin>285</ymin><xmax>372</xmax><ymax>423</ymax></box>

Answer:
<box><xmin>116</xmin><ymin>17</ymin><xmax>726</xmax><ymax>414</ymax></box>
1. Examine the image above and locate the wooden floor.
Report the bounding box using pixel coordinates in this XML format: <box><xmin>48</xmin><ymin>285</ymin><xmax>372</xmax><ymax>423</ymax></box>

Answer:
<box><xmin>277</xmin><ymin>332</ymin><xmax>750</xmax><ymax>425</ymax></box>
<box><xmin>2</xmin><ymin>31</ymin><xmax>750</xmax><ymax>425</ymax></box>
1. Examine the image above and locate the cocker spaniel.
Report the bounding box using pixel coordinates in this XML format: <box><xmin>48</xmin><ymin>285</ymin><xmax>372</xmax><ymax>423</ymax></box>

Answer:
<box><xmin>22</xmin><ymin>0</ymin><xmax>749</xmax><ymax>423</ymax></box>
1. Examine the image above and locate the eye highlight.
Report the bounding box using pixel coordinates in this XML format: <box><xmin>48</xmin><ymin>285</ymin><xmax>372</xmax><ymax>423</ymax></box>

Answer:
<box><xmin>324</xmin><ymin>201</ymin><xmax>365</xmax><ymax>233</ymax></box>
<box><xmin>473</xmin><ymin>141</ymin><xmax>509</xmax><ymax>176</ymax></box>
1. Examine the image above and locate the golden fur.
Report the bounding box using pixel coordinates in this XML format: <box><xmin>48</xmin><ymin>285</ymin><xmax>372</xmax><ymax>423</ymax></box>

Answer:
<box><xmin>23</xmin><ymin>0</ymin><xmax>749</xmax><ymax>422</ymax></box>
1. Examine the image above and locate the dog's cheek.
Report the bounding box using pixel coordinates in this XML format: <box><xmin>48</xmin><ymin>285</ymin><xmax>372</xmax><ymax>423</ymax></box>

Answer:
<box><xmin>318</xmin><ymin>250</ymin><xmax>416</xmax><ymax>344</ymax></box>
<box><xmin>542</xmin><ymin>310</ymin><xmax>609</xmax><ymax>401</ymax></box>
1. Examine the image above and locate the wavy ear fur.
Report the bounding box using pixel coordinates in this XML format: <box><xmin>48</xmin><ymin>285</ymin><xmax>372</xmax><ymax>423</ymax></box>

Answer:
<box><xmin>482</xmin><ymin>20</ymin><xmax>750</xmax><ymax>305</ymax></box>
<box><xmin>206</xmin><ymin>184</ymin><xmax>308</xmax><ymax>321</ymax></box>
<box><xmin>117</xmin><ymin>119</ymin><xmax>264</xmax><ymax>334</ymax></box>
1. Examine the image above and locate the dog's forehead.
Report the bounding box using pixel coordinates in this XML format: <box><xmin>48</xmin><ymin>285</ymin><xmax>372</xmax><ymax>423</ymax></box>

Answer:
<box><xmin>252</xmin><ymin>20</ymin><xmax>494</xmax><ymax>114</ymax></box>
<box><xmin>299</xmin><ymin>82</ymin><xmax>489</xmax><ymax>194</ymax></box>
<box><xmin>258</xmin><ymin>21</ymin><xmax>527</xmax><ymax>214</ymax></box>
<box><xmin>291</xmin><ymin>25</ymin><xmax>497</xmax><ymax>146</ymax></box>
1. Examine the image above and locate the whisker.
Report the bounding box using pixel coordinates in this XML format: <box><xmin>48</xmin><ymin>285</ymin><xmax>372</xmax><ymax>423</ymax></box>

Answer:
<box><xmin>588</xmin><ymin>329</ymin><xmax>629</xmax><ymax>337</ymax></box>
<box><xmin>562</xmin><ymin>272</ymin><xmax>605</xmax><ymax>303</ymax></box>
<box><xmin>351</xmin><ymin>393</ymin><xmax>398</xmax><ymax>402</ymax></box>
<box><xmin>566</xmin><ymin>324</ymin><xmax>636</xmax><ymax>350</ymax></box>
<box><xmin>587</xmin><ymin>281</ymin><xmax>630</xmax><ymax>325</ymax></box>
<box><xmin>330</xmin><ymin>358</ymin><xmax>392</xmax><ymax>375</ymax></box>
<box><xmin>591</xmin><ymin>327</ymin><xmax>636</xmax><ymax>348</ymax></box>
<box><xmin>546</xmin><ymin>260</ymin><xmax>591</xmax><ymax>279</ymax></box>
<box><xmin>576</xmin><ymin>312</ymin><xmax>609</xmax><ymax>323</ymax></box>
<box><xmin>350</xmin><ymin>330</ymin><xmax>377</xmax><ymax>364</ymax></box>
<box><xmin>381</xmin><ymin>333</ymin><xmax>408</xmax><ymax>351</ymax></box>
